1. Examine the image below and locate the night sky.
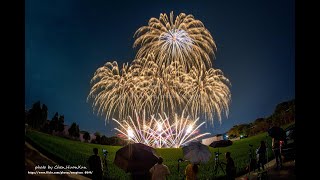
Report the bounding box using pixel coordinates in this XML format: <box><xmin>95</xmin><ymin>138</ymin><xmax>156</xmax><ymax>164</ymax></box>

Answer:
<box><xmin>25</xmin><ymin>0</ymin><xmax>295</xmax><ymax>137</ymax></box>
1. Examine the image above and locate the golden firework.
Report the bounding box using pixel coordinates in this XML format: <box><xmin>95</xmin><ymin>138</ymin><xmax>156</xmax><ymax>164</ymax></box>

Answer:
<box><xmin>182</xmin><ymin>65</ymin><xmax>231</xmax><ymax>124</ymax></box>
<box><xmin>134</xmin><ymin>11</ymin><xmax>216</xmax><ymax>71</ymax></box>
<box><xmin>88</xmin><ymin>11</ymin><xmax>231</xmax><ymax>129</ymax></box>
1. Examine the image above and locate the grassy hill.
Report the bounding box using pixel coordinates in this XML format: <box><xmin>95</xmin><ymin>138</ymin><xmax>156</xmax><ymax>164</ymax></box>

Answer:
<box><xmin>25</xmin><ymin>129</ymin><xmax>282</xmax><ymax>180</ymax></box>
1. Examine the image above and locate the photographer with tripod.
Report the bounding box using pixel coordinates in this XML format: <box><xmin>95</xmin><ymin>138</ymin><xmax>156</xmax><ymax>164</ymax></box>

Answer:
<box><xmin>213</xmin><ymin>150</ymin><xmax>225</xmax><ymax>177</ymax></box>
<box><xmin>102</xmin><ymin>149</ymin><xmax>108</xmax><ymax>177</ymax></box>
<box><xmin>257</xmin><ymin>141</ymin><xmax>267</xmax><ymax>171</ymax></box>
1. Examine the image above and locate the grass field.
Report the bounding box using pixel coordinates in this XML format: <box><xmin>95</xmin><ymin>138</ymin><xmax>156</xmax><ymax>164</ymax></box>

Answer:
<box><xmin>26</xmin><ymin>121</ymin><xmax>299</xmax><ymax>180</ymax></box>
<box><xmin>26</xmin><ymin>128</ymin><xmax>286</xmax><ymax>180</ymax></box>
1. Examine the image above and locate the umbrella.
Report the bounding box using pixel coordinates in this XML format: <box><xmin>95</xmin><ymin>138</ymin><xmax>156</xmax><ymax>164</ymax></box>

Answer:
<box><xmin>209</xmin><ymin>140</ymin><xmax>233</xmax><ymax>148</ymax></box>
<box><xmin>114</xmin><ymin>143</ymin><xmax>159</xmax><ymax>173</ymax></box>
<box><xmin>182</xmin><ymin>141</ymin><xmax>212</xmax><ymax>164</ymax></box>
<box><xmin>268</xmin><ymin>126</ymin><xmax>286</xmax><ymax>140</ymax></box>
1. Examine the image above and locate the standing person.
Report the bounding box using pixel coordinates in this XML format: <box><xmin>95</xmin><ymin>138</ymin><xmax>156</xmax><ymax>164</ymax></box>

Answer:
<box><xmin>225</xmin><ymin>152</ymin><xmax>236</xmax><ymax>180</ymax></box>
<box><xmin>256</xmin><ymin>141</ymin><xmax>267</xmax><ymax>171</ymax></box>
<box><xmin>185</xmin><ymin>163</ymin><xmax>199</xmax><ymax>180</ymax></box>
<box><xmin>88</xmin><ymin>148</ymin><xmax>103</xmax><ymax>180</ymax></box>
<box><xmin>272</xmin><ymin>137</ymin><xmax>282</xmax><ymax>170</ymax></box>
<box><xmin>149</xmin><ymin>156</ymin><xmax>170</xmax><ymax>180</ymax></box>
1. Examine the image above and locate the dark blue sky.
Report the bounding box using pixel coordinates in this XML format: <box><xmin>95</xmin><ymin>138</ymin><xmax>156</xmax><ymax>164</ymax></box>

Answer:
<box><xmin>25</xmin><ymin>0</ymin><xmax>295</xmax><ymax>137</ymax></box>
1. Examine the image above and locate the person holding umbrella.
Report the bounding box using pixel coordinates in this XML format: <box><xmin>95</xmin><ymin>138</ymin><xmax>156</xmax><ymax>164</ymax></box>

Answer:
<box><xmin>182</xmin><ymin>142</ymin><xmax>212</xmax><ymax>180</ymax></box>
<box><xmin>149</xmin><ymin>156</ymin><xmax>170</xmax><ymax>180</ymax></box>
<box><xmin>113</xmin><ymin>143</ymin><xmax>159</xmax><ymax>180</ymax></box>
<box><xmin>185</xmin><ymin>163</ymin><xmax>199</xmax><ymax>180</ymax></box>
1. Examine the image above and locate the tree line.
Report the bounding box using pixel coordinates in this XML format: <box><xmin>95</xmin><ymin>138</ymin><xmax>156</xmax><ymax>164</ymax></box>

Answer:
<box><xmin>26</xmin><ymin>99</ymin><xmax>295</xmax><ymax>143</ymax></box>
<box><xmin>227</xmin><ymin>99</ymin><xmax>295</xmax><ymax>138</ymax></box>
<box><xmin>25</xmin><ymin>101</ymin><xmax>127</xmax><ymax>146</ymax></box>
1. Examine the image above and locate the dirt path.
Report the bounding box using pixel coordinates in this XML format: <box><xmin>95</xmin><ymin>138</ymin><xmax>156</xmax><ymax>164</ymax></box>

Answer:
<box><xmin>236</xmin><ymin>158</ymin><xmax>296</xmax><ymax>180</ymax></box>
<box><xmin>25</xmin><ymin>141</ymin><xmax>91</xmax><ymax>180</ymax></box>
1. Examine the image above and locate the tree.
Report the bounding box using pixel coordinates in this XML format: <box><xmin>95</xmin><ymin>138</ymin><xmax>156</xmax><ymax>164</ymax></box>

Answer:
<box><xmin>101</xmin><ymin>135</ymin><xmax>108</xmax><ymax>145</ymax></box>
<box><xmin>83</xmin><ymin>131</ymin><xmax>90</xmax><ymax>142</ymax></box>
<box><xmin>76</xmin><ymin>125</ymin><xmax>80</xmax><ymax>137</ymax></box>
<box><xmin>68</xmin><ymin>122</ymin><xmax>80</xmax><ymax>138</ymax></box>
<box><xmin>108</xmin><ymin>136</ymin><xmax>127</xmax><ymax>146</ymax></box>
<box><xmin>253</xmin><ymin>118</ymin><xmax>265</xmax><ymax>125</ymax></box>
<box><xmin>49</xmin><ymin>112</ymin><xmax>59</xmax><ymax>133</ymax></box>
<box><xmin>48</xmin><ymin>113</ymin><xmax>66</xmax><ymax>134</ymax></box>
<box><xmin>226</xmin><ymin>99</ymin><xmax>295</xmax><ymax>137</ymax></box>
<box><xmin>26</xmin><ymin>101</ymin><xmax>46</xmax><ymax>129</ymax></box>
<box><xmin>41</xmin><ymin>121</ymin><xmax>51</xmax><ymax>133</ymax></box>
<box><xmin>228</xmin><ymin>125</ymin><xmax>240</xmax><ymax>138</ymax></box>
<box><xmin>41</xmin><ymin>104</ymin><xmax>48</xmax><ymax>126</ymax></box>
<box><xmin>57</xmin><ymin>115</ymin><xmax>65</xmax><ymax>132</ymax></box>
<box><xmin>94</xmin><ymin>132</ymin><xmax>101</xmax><ymax>144</ymax></box>
<box><xmin>227</xmin><ymin>124</ymin><xmax>251</xmax><ymax>137</ymax></box>
<box><xmin>270</xmin><ymin>99</ymin><xmax>295</xmax><ymax>126</ymax></box>
<box><xmin>239</xmin><ymin>124</ymin><xmax>251</xmax><ymax>136</ymax></box>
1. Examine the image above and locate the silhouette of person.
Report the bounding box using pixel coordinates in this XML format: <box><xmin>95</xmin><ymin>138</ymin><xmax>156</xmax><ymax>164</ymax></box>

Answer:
<box><xmin>149</xmin><ymin>156</ymin><xmax>170</xmax><ymax>180</ymax></box>
<box><xmin>225</xmin><ymin>152</ymin><xmax>236</xmax><ymax>180</ymax></box>
<box><xmin>256</xmin><ymin>141</ymin><xmax>267</xmax><ymax>170</ymax></box>
<box><xmin>272</xmin><ymin>138</ymin><xmax>282</xmax><ymax>170</ymax></box>
<box><xmin>185</xmin><ymin>163</ymin><xmax>199</xmax><ymax>180</ymax></box>
<box><xmin>88</xmin><ymin>148</ymin><xmax>103</xmax><ymax>180</ymax></box>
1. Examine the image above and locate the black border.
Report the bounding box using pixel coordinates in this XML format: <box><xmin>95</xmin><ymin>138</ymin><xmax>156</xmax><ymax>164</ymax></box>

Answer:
<box><xmin>296</xmin><ymin>0</ymin><xmax>312</xmax><ymax>179</ymax></box>
<box><xmin>4</xmin><ymin>0</ymin><xmax>25</xmax><ymax>179</ymax></box>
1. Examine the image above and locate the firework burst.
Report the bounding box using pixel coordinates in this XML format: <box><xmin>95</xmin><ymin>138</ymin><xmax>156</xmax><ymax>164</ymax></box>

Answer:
<box><xmin>87</xmin><ymin>56</ymin><xmax>152</xmax><ymax>120</ymax></box>
<box><xmin>182</xmin><ymin>65</ymin><xmax>231</xmax><ymax>124</ymax></box>
<box><xmin>87</xmin><ymin>54</ymin><xmax>186</xmax><ymax>121</ymax></box>
<box><xmin>133</xmin><ymin>11</ymin><xmax>216</xmax><ymax>71</ymax></box>
<box><xmin>113</xmin><ymin>110</ymin><xmax>210</xmax><ymax>148</ymax></box>
<box><xmin>88</xmin><ymin>57</ymin><xmax>231</xmax><ymax>124</ymax></box>
<box><xmin>88</xmin><ymin>12</ymin><xmax>231</xmax><ymax>143</ymax></box>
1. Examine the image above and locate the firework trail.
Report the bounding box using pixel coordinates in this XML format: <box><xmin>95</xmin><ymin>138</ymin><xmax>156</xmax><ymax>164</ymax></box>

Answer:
<box><xmin>112</xmin><ymin>110</ymin><xmax>210</xmax><ymax>148</ymax></box>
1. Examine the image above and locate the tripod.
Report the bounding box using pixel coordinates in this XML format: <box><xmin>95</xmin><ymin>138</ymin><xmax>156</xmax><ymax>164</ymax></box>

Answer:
<box><xmin>213</xmin><ymin>149</ymin><xmax>225</xmax><ymax>177</ymax></box>
<box><xmin>177</xmin><ymin>158</ymin><xmax>185</xmax><ymax>180</ymax></box>
<box><xmin>102</xmin><ymin>154</ymin><xmax>108</xmax><ymax>177</ymax></box>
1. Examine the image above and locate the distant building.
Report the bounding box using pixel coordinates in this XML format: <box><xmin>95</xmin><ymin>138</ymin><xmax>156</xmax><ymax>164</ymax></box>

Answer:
<box><xmin>201</xmin><ymin>133</ymin><xmax>227</xmax><ymax>146</ymax></box>
<box><xmin>79</xmin><ymin>133</ymin><xmax>84</xmax><ymax>142</ymax></box>
<box><xmin>63</xmin><ymin>125</ymin><xmax>69</xmax><ymax>135</ymax></box>
<box><xmin>89</xmin><ymin>133</ymin><xmax>96</xmax><ymax>143</ymax></box>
